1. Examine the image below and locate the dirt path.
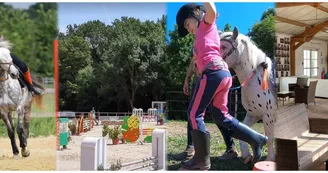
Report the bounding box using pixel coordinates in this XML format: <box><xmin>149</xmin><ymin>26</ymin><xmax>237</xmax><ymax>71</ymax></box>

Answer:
<box><xmin>0</xmin><ymin>136</ymin><xmax>56</xmax><ymax>170</ymax></box>
<box><xmin>57</xmin><ymin>122</ymin><xmax>165</xmax><ymax>171</ymax></box>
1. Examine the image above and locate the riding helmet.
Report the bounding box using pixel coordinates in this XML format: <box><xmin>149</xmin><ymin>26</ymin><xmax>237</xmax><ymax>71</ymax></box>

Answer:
<box><xmin>176</xmin><ymin>3</ymin><xmax>206</xmax><ymax>37</ymax></box>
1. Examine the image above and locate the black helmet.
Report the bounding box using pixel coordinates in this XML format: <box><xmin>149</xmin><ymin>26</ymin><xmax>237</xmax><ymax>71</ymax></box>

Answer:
<box><xmin>176</xmin><ymin>3</ymin><xmax>206</xmax><ymax>37</ymax></box>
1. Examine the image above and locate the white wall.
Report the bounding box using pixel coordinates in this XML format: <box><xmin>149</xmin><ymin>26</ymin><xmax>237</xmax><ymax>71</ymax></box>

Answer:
<box><xmin>276</xmin><ymin>32</ymin><xmax>328</xmax><ymax>79</ymax></box>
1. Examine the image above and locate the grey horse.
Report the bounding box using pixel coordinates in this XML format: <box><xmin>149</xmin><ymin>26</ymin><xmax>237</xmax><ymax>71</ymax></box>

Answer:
<box><xmin>0</xmin><ymin>37</ymin><xmax>44</xmax><ymax>158</ymax></box>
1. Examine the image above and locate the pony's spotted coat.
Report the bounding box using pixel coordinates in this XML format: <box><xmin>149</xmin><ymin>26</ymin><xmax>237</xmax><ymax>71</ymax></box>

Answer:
<box><xmin>220</xmin><ymin>27</ymin><xmax>276</xmax><ymax>162</ymax></box>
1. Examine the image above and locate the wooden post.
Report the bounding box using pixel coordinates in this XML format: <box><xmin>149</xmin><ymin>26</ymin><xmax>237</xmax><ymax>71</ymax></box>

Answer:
<box><xmin>290</xmin><ymin>38</ymin><xmax>296</xmax><ymax>76</ymax></box>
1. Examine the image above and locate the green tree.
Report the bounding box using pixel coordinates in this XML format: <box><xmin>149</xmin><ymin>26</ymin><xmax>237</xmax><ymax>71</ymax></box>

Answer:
<box><xmin>248</xmin><ymin>14</ymin><xmax>275</xmax><ymax>59</ymax></box>
<box><xmin>98</xmin><ymin>17</ymin><xmax>166</xmax><ymax>110</ymax></box>
<box><xmin>58</xmin><ymin>35</ymin><xmax>92</xmax><ymax>109</ymax></box>
<box><xmin>261</xmin><ymin>8</ymin><xmax>275</xmax><ymax>21</ymax></box>
<box><xmin>223</xmin><ymin>23</ymin><xmax>232</xmax><ymax>32</ymax></box>
<box><xmin>166</xmin><ymin>25</ymin><xmax>194</xmax><ymax>90</ymax></box>
<box><xmin>0</xmin><ymin>3</ymin><xmax>57</xmax><ymax>77</ymax></box>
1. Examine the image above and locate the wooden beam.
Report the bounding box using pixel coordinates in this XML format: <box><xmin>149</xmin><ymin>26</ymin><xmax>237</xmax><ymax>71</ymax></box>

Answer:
<box><xmin>290</xmin><ymin>38</ymin><xmax>296</xmax><ymax>76</ymax></box>
<box><xmin>292</xmin><ymin>36</ymin><xmax>313</xmax><ymax>42</ymax></box>
<box><xmin>276</xmin><ymin>2</ymin><xmax>320</xmax><ymax>8</ymax></box>
<box><xmin>295</xmin><ymin>41</ymin><xmax>305</xmax><ymax>50</ymax></box>
<box><xmin>316</xmin><ymin>4</ymin><xmax>328</xmax><ymax>13</ymax></box>
<box><xmin>327</xmin><ymin>43</ymin><xmax>328</xmax><ymax>73</ymax></box>
<box><xmin>275</xmin><ymin>16</ymin><xmax>312</xmax><ymax>28</ymax></box>
<box><xmin>293</xmin><ymin>20</ymin><xmax>328</xmax><ymax>38</ymax></box>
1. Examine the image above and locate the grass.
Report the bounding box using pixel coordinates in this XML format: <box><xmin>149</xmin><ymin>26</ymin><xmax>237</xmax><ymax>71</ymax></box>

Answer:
<box><xmin>167</xmin><ymin>120</ymin><xmax>267</xmax><ymax>170</ymax></box>
<box><xmin>31</xmin><ymin>93</ymin><xmax>55</xmax><ymax>113</ymax></box>
<box><xmin>0</xmin><ymin>117</ymin><xmax>56</xmax><ymax>138</ymax></box>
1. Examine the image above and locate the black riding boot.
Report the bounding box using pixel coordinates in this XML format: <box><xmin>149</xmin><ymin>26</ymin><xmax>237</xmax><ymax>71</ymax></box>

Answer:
<box><xmin>231</xmin><ymin>123</ymin><xmax>268</xmax><ymax>163</ymax></box>
<box><xmin>173</xmin><ymin>146</ymin><xmax>194</xmax><ymax>161</ymax></box>
<box><xmin>26</xmin><ymin>83</ymin><xmax>44</xmax><ymax>96</ymax></box>
<box><xmin>181</xmin><ymin>130</ymin><xmax>211</xmax><ymax>170</ymax></box>
<box><xmin>31</xmin><ymin>85</ymin><xmax>44</xmax><ymax>96</ymax></box>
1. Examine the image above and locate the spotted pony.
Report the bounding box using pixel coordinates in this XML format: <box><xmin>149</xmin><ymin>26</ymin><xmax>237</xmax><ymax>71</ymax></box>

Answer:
<box><xmin>219</xmin><ymin>27</ymin><xmax>276</xmax><ymax>163</ymax></box>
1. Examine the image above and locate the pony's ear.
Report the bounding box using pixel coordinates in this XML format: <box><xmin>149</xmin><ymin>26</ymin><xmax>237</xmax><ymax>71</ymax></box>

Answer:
<box><xmin>232</xmin><ymin>27</ymin><xmax>239</xmax><ymax>40</ymax></box>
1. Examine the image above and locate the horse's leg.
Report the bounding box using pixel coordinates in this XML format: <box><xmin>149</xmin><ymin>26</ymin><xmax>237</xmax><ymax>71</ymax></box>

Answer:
<box><xmin>263</xmin><ymin>111</ymin><xmax>275</xmax><ymax>161</ymax></box>
<box><xmin>23</xmin><ymin>102</ymin><xmax>32</xmax><ymax>138</ymax></box>
<box><xmin>1</xmin><ymin>112</ymin><xmax>19</xmax><ymax>158</ymax></box>
<box><xmin>16</xmin><ymin>106</ymin><xmax>30</xmax><ymax>157</ymax></box>
<box><xmin>239</xmin><ymin>112</ymin><xmax>261</xmax><ymax>164</ymax></box>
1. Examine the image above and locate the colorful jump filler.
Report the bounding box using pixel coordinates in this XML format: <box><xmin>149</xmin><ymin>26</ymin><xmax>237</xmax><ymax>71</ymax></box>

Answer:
<box><xmin>121</xmin><ymin>108</ymin><xmax>156</xmax><ymax>143</ymax></box>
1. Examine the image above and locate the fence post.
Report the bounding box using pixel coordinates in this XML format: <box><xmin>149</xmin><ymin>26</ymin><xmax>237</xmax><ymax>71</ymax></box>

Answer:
<box><xmin>152</xmin><ymin>129</ymin><xmax>166</xmax><ymax>170</ymax></box>
<box><xmin>80</xmin><ymin>137</ymin><xmax>98</xmax><ymax>170</ymax></box>
<box><xmin>101</xmin><ymin>137</ymin><xmax>107</xmax><ymax>169</ymax></box>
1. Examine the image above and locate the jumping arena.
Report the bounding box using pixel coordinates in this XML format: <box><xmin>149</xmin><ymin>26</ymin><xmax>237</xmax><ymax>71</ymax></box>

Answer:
<box><xmin>80</xmin><ymin>129</ymin><xmax>166</xmax><ymax>171</ymax></box>
<box><xmin>57</xmin><ymin>108</ymin><xmax>166</xmax><ymax>171</ymax></box>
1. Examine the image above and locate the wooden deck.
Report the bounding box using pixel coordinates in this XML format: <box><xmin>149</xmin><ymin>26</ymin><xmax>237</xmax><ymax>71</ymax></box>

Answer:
<box><xmin>277</xmin><ymin>97</ymin><xmax>328</xmax><ymax>170</ymax></box>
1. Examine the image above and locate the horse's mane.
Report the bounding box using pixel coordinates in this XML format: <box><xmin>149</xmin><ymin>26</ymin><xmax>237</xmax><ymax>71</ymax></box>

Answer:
<box><xmin>220</xmin><ymin>31</ymin><xmax>276</xmax><ymax>93</ymax></box>
<box><xmin>0</xmin><ymin>37</ymin><xmax>12</xmax><ymax>50</ymax></box>
<box><xmin>220</xmin><ymin>31</ymin><xmax>264</xmax><ymax>57</ymax></box>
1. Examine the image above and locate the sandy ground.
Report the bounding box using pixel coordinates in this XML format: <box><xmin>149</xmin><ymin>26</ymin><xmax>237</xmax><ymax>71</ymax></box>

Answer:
<box><xmin>0</xmin><ymin>136</ymin><xmax>56</xmax><ymax>171</ymax></box>
<box><xmin>57</xmin><ymin>122</ymin><xmax>165</xmax><ymax>171</ymax></box>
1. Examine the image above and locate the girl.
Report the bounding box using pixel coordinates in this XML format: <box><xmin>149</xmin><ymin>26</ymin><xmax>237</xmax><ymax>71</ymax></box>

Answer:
<box><xmin>176</xmin><ymin>3</ymin><xmax>267</xmax><ymax>170</ymax></box>
<box><xmin>11</xmin><ymin>53</ymin><xmax>44</xmax><ymax>96</ymax></box>
<box><xmin>0</xmin><ymin>35</ymin><xmax>44</xmax><ymax>96</ymax></box>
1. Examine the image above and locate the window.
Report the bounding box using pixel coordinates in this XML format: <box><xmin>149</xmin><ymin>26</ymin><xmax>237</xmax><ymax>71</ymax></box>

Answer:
<box><xmin>303</xmin><ymin>49</ymin><xmax>318</xmax><ymax>77</ymax></box>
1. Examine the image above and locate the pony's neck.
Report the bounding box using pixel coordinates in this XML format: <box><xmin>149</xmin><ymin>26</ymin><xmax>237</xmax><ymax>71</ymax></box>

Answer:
<box><xmin>233</xmin><ymin>40</ymin><xmax>265</xmax><ymax>84</ymax></box>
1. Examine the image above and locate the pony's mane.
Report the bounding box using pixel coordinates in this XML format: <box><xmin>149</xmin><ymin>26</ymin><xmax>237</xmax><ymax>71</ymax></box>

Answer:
<box><xmin>0</xmin><ymin>37</ymin><xmax>12</xmax><ymax>50</ymax></box>
<box><xmin>220</xmin><ymin>31</ymin><xmax>276</xmax><ymax>94</ymax></box>
<box><xmin>220</xmin><ymin>31</ymin><xmax>262</xmax><ymax>55</ymax></box>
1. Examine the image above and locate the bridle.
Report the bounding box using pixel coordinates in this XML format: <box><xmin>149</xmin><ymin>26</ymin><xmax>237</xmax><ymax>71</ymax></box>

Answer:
<box><xmin>220</xmin><ymin>34</ymin><xmax>268</xmax><ymax>90</ymax></box>
<box><xmin>0</xmin><ymin>61</ymin><xmax>14</xmax><ymax>81</ymax></box>
<box><xmin>220</xmin><ymin>35</ymin><xmax>237</xmax><ymax>60</ymax></box>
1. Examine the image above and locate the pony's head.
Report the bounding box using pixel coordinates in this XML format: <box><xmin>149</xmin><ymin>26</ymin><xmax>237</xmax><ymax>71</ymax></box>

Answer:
<box><xmin>0</xmin><ymin>37</ymin><xmax>19</xmax><ymax>80</ymax></box>
<box><xmin>219</xmin><ymin>27</ymin><xmax>246</xmax><ymax>69</ymax></box>
<box><xmin>220</xmin><ymin>27</ymin><xmax>272</xmax><ymax>91</ymax></box>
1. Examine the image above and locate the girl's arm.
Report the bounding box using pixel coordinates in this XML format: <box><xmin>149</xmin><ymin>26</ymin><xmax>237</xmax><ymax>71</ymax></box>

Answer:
<box><xmin>203</xmin><ymin>2</ymin><xmax>217</xmax><ymax>25</ymax></box>
<box><xmin>185</xmin><ymin>57</ymin><xmax>195</xmax><ymax>82</ymax></box>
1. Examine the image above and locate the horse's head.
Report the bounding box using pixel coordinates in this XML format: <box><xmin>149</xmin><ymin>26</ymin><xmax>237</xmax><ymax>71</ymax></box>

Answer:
<box><xmin>220</xmin><ymin>27</ymin><xmax>245</xmax><ymax>69</ymax></box>
<box><xmin>0</xmin><ymin>39</ymin><xmax>19</xmax><ymax>80</ymax></box>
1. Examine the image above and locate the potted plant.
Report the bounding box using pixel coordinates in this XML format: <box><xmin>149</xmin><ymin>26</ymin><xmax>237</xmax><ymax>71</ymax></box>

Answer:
<box><xmin>68</xmin><ymin>122</ymin><xmax>77</xmax><ymax>136</ymax></box>
<box><xmin>102</xmin><ymin>124</ymin><xmax>109</xmax><ymax>137</ymax></box>
<box><xmin>108</xmin><ymin>125</ymin><xmax>121</xmax><ymax>145</ymax></box>
<box><xmin>158</xmin><ymin>113</ymin><xmax>164</xmax><ymax>125</ymax></box>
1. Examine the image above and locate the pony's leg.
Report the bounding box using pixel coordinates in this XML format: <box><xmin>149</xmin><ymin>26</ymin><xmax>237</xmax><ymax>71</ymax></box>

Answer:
<box><xmin>1</xmin><ymin>113</ymin><xmax>19</xmax><ymax>158</ymax></box>
<box><xmin>263</xmin><ymin>111</ymin><xmax>275</xmax><ymax>161</ymax></box>
<box><xmin>239</xmin><ymin>112</ymin><xmax>261</xmax><ymax>164</ymax></box>
<box><xmin>16</xmin><ymin>106</ymin><xmax>30</xmax><ymax>157</ymax></box>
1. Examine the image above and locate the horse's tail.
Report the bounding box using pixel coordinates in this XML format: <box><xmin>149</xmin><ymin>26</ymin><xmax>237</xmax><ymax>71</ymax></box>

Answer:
<box><xmin>260</xmin><ymin>62</ymin><xmax>269</xmax><ymax>91</ymax></box>
<box><xmin>262</xmin><ymin>68</ymin><xmax>269</xmax><ymax>90</ymax></box>
<box><xmin>31</xmin><ymin>78</ymin><xmax>45</xmax><ymax>110</ymax></box>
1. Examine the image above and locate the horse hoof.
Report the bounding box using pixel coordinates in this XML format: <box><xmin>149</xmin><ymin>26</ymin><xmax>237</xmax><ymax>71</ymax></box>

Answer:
<box><xmin>21</xmin><ymin>149</ymin><xmax>30</xmax><ymax>157</ymax></box>
<box><xmin>243</xmin><ymin>155</ymin><xmax>253</xmax><ymax>164</ymax></box>
<box><xmin>13</xmin><ymin>154</ymin><xmax>19</xmax><ymax>160</ymax></box>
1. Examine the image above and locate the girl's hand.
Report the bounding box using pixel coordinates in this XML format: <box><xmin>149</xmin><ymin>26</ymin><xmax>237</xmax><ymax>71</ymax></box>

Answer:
<box><xmin>183</xmin><ymin>78</ymin><xmax>190</xmax><ymax>96</ymax></box>
<box><xmin>203</xmin><ymin>2</ymin><xmax>217</xmax><ymax>25</ymax></box>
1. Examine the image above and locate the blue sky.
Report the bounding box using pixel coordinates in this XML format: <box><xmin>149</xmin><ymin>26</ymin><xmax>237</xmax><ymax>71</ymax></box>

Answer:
<box><xmin>58</xmin><ymin>3</ymin><xmax>165</xmax><ymax>33</ymax></box>
<box><xmin>167</xmin><ymin>2</ymin><xmax>274</xmax><ymax>36</ymax></box>
<box><xmin>4</xmin><ymin>2</ymin><xmax>35</xmax><ymax>9</ymax></box>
